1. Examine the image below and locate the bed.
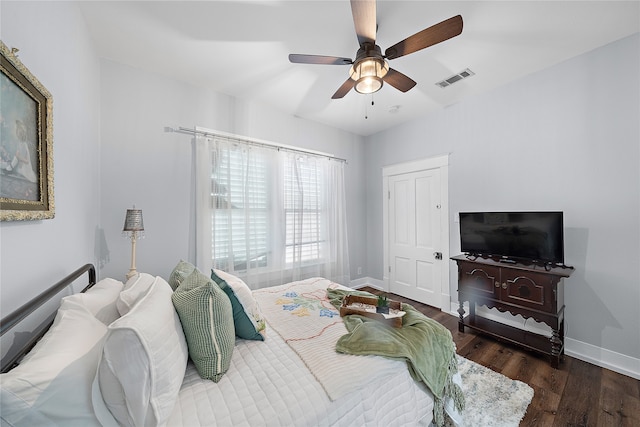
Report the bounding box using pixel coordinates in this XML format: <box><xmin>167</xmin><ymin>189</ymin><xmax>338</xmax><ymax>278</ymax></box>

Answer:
<box><xmin>0</xmin><ymin>262</ymin><xmax>463</xmax><ymax>427</ymax></box>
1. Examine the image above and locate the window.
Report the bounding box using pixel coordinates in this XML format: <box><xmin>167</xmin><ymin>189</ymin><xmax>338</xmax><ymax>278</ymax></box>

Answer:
<box><xmin>211</xmin><ymin>147</ymin><xmax>270</xmax><ymax>271</ymax></box>
<box><xmin>196</xmin><ymin>132</ymin><xmax>349</xmax><ymax>289</ymax></box>
<box><xmin>284</xmin><ymin>157</ymin><xmax>324</xmax><ymax>265</ymax></box>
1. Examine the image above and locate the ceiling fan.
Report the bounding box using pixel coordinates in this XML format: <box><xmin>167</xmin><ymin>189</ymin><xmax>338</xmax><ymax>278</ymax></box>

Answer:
<box><xmin>289</xmin><ymin>0</ymin><xmax>463</xmax><ymax>99</ymax></box>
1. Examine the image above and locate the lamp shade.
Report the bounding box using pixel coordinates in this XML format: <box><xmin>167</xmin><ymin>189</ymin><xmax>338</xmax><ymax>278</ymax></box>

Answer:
<box><xmin>123</xmin><ymin>209</ymin><xmax>144</xmax><ymax>233</ymax></box>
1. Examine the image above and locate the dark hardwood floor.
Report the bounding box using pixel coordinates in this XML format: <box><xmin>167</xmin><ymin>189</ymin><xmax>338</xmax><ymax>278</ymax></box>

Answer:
<box><xmin>360</xmin><ymin>287</ymin><xmax>640</xmax><ymax>427</ymax></box>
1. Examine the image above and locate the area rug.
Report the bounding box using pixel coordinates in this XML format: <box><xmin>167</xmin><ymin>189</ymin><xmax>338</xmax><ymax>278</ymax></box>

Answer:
<box><xmin>446</xmin><ymin>356</ymin><xmax>534</xmax><ymax>427</ymax></box>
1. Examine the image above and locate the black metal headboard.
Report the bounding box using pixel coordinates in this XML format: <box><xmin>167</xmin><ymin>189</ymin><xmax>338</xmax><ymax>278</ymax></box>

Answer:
<box><xmin>0</xmin><ymin>263</ymin><xmax>96</xmax><ymax>373</ymax></box>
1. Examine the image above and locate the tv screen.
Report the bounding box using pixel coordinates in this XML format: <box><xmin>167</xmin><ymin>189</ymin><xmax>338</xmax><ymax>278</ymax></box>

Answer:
<box><xmin>459</xmin><ymin>212</ymin><xmax>564</xmax><ymax>264</ymax></box>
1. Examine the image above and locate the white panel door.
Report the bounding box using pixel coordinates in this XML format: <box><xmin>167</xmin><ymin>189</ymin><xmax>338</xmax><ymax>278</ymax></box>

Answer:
<box><xmin>388</xmin><ymin>168</ymin><xmax>442</xmax><ymax>307</ymax></box>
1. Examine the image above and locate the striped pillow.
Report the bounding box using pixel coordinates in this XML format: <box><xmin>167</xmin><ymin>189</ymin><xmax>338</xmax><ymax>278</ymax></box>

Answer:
<box><xmin>168</xmin><ymin>260</ymin><xmax>197</xmax><ymax>291</ymax></box>
<box><xmin>171</xmin><ymin>269</ymin><xmax>235</xmax><ymax>382</ymax></box>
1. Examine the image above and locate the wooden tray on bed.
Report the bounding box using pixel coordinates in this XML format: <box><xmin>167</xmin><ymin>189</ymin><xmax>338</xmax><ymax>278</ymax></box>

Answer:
<box><xmin>339</xmin><ymin>295</ymin><xmax>404</xmax><ymax>328</ymax></box>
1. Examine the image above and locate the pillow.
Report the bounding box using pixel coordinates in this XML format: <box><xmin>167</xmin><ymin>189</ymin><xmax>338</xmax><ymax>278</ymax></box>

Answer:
<box><xmin>211</xmin><ymin>269</ymin><xmax>266</xmax><ymax>341</ymax></box>
<box><xmin>62</xmin><ymin>277</ymin><xmax>124</xmax><ymax>325</ymax></box>
<box><xmin>93</xmin><ymin>277</ymin><xmax>188</xmax><ymax>427</ymax></box>
<box><xmin>171</xmin><ymin>269</ymin><xmax>235</xmax><ymax>382</ymax></box>
<box><xmin>168</xmin><ymin>260</ymin><xmax>196</xmax><ymax>291</ymax></box>
<box><xmin>116</xmin><ymin>273</ymin><xmax>157</xmax><ymax>316</ymax></box>
<box><xmin>0</xmin><ymin>299</ymin><xmax>107</xmax><ymax>426</ymax></box>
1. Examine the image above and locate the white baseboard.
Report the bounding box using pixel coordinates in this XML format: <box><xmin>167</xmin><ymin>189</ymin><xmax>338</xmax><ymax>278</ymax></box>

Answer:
<box><xmin>447</xmin><ymin>301</ymin><xmax>640</xmax><ymax>380</ymax></box>
<box><xmin>564</xmin><ymin>338</ymin><xmax>640</xmax><ymax>380</ymax></box>
<box><xmin>349</xmin><ymin>276</ymin><xmax>384</xmax><ymax>290</ymax></box>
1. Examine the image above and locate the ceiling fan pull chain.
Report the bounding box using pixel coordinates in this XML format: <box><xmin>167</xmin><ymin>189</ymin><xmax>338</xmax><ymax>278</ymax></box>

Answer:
<box><xmin>365</xmin><ymin>93</ymin><xmax>376</xmax><ymax>119</ymax></box>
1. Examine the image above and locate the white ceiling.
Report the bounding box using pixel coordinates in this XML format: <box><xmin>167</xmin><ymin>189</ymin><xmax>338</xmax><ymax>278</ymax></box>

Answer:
<box><xmin>78</xmin><ymin>1</ymin><xmax>639</xmax><ymax>136</ymax></box>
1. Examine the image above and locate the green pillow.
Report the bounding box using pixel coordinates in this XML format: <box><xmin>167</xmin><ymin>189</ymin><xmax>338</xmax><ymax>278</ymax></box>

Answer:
<box><xmin>211</xmin><ymin>270</ymin><xmax>264</xmax><ymax>341</ymax></box>
<box><xmin>168</xmin><ymin>260</ymin><xmax>197</xmax><ymax>291</ymax></box>
<box><xmin>171</xmin><ymin>269</ymin><xmax>235</xmax><ymax>382</ymax></box>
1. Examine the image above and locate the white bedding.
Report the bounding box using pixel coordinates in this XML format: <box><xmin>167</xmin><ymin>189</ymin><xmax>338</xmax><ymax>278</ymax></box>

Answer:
<box><xmin>169</xmin><ymin>281</ymin><xmax>434</xmax><ymax>426</ymax></box>
<box><xmin>0</xmin><ymin>272</ymin><xmax>437</xmax><ymax>427</ymax></box>
<box><xmin>170</xmin><ymin>322</ymin><xmax>433</xmax><ymax>426</ymax></box>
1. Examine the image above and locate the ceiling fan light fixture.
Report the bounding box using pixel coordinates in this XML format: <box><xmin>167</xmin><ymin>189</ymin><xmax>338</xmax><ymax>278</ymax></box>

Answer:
<box><xmin>355</xmin><ymin>75</ymin><xmax>383</xmax><ymax>94</ymax></box>
<box><xmin>350</xmin><ymin>57</ymin><xmax>389</xmax><ymax>94</ymax></box>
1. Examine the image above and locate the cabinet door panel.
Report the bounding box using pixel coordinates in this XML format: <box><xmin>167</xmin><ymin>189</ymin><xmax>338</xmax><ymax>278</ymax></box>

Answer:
<box><xmin>500</xmin><ymin>270</ymin><xmax>555</xmax><ymax>312</ymax></box>
<box><xmin>458</xmin><ymin>262</ymin><xmax>499</xmax><ymax>298</ymax></box>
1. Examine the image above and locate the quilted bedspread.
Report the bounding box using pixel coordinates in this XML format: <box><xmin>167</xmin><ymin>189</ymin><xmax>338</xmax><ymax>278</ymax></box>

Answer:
<box><xmin>167</xmin><ymin>278</ymin><xmax>434</xmax><ymax>426</ymax></box>
<box><xmin>253</xmin><ymin>278</ymin><xmax>403</xmax><ymax>400</ymax></box>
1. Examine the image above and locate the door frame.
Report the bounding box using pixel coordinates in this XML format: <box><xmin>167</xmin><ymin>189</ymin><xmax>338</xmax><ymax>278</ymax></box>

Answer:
<box><xmin>382</xmin><ymin>154</ymin><xmax>450</xmax><ymax>309</ymax></box>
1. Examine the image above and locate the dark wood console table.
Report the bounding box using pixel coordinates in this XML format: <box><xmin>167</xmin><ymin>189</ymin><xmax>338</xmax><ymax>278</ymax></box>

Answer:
<box><xmin>452</xmin><ymin>254</ymin><xmax>574</xmax><ymax>368</ymax></box>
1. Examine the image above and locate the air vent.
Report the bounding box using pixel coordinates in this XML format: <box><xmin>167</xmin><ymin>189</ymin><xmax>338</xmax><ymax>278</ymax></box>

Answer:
<box><xmin>435</xmin><ymin>68</ymin><xmax>475</xmax><ymax>88</ymax></box>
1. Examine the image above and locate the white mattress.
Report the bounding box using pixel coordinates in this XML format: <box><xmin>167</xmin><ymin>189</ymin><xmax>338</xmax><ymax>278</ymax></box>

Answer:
<box><xmin>168</xmin><ymin>317</ymin><xmax>434</xmax><ymax>426</ymax></box>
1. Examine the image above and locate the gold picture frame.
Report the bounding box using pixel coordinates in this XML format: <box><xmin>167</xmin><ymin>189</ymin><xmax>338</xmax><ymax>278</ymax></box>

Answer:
<box><xmin>1</xmin><ymin>40</ymin><xmax>54</xmax><ymax>221</ymax></box>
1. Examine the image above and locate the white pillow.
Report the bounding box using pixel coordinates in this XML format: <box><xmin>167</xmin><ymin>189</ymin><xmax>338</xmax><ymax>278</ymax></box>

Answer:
<box><xmin>63</xmin><ymin>277</ymin><xmax>124</xmax><ymax>325</ymax></box>
<box><xmin>0</xmin><ymin>299</ymin><xmax>107</xmax><ymax>426</ymax></box>
<box><xmin>213</xmin><ymin>269</ymin><xmax>266</xmax><ymax>339</ymax></box>
<box><xmin>93</xmin><ymin>277</ymin><xmax>188</xmax><ymax>427</ymax></box>
<box><xmin>116</xmin><ymin>273</ymin><xmax>157</xmax><ymax>316</ymax></box>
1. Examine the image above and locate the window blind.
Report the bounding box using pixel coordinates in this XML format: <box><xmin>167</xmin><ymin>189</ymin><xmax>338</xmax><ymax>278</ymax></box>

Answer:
<box><xmin>194</xmin><ymin>128</ymin><xmax>350</xmax><ymax>289</ymax></box>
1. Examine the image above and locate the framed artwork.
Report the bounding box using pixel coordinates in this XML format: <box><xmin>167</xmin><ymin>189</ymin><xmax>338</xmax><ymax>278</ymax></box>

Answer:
<box><xmin>1</xmin><ymin>40</ymin><xmax>54</xmax><ymax>220</ymax></box>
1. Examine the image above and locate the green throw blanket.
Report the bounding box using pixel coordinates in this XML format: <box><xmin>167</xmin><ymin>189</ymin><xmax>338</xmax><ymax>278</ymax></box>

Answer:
<box><xmin>327</xmin><ymin>288</ymin><xmax>464</xmax><ymax>427</ymax></box>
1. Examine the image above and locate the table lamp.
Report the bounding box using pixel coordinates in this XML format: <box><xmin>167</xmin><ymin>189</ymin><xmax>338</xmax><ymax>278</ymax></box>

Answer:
<box><xmin>122</xmin><ymin>207</ymin><xmax>144</xmax><ymax>280</ymax></box>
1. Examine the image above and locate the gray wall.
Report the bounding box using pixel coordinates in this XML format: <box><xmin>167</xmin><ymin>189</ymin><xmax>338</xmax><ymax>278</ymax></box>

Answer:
<box><xmin>0</xmin><ymin>1</ymin><xmax>637</xmax><ymax>373</ymax></box>
<box><xmin>364</xmin><ymin>34</ymin><xmax>640</xmax><ymax>360</ymax></box>
<box><xmin>0</xmin><ymin>2</ymin><xmax>101</xmax><ymax>315</ymax></box>
<box><xmin>98</xmin><ymin>60</ymin><xmax>366</xmax><ymax>283</ymax></box>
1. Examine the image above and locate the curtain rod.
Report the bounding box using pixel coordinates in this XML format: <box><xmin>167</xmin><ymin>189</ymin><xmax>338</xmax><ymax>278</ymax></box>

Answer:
<box><xmin>165</xmin><ymin>126</ymin><xmax>347</xmax><ymax>163</ymax></box>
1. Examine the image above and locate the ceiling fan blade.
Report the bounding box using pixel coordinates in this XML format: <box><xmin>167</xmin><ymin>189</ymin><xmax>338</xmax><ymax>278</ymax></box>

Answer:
<box><xmin>383</xmin><ymin>68</ymin><xmax>417</xmax><ymax>92</ymax></box>
<box><xmin>351</xmin><ymin>0</ymin><xmax>376</xmax><ymax>46</ymax></box>
<box><xmin>385</xmin><ymin>15</ymin><xmax>463</xmax><ymax>60</ymax></box>
<box><xmin>289</xmin><ymin>54</ymin><xmax>353</xmax><ymax>65</ymax></box>
<box><xmin>332</xmin><ymin>78</ymin><xmax>355</xmax><ymax>99</ymax></box>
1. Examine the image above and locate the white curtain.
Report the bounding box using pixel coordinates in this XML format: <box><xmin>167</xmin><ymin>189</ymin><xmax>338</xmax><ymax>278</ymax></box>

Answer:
<box><xmin>195</xmin><ymin>133</ymin><xmax>350</xmax><ymax>289</ymax></box>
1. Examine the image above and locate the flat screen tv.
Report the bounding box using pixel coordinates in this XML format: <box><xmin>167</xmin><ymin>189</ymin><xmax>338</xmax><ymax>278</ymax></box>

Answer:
<box><xmin>459</xmin><ymin>211</ymin><xmax>564</xmax><ymax>265</ymax></box>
